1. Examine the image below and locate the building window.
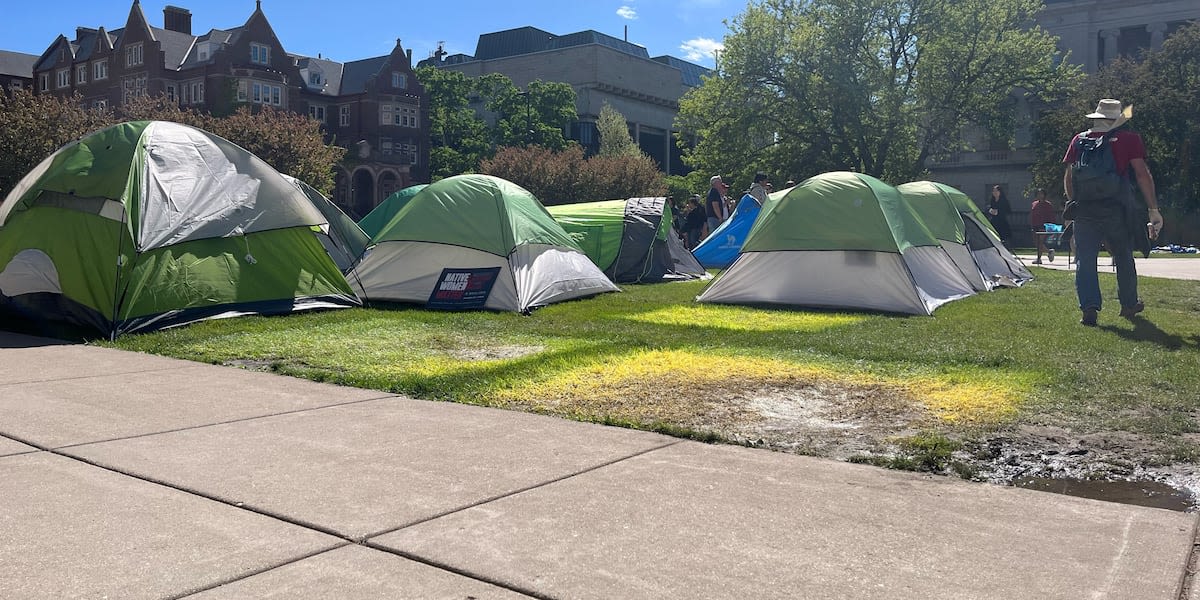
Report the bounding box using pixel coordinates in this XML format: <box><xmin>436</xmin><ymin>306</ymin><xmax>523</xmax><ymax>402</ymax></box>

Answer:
<box><xmin>76</xmin><ymin>65</ymin><xmax>87</xmax><ymax>85</ymax></box>
<box><xmin>380</xmin><ymin>104</ymin><xmax>393</xmax><ymax>126</ymax></box>
<box><xmin>92</xmin><ymin>99</ymin><xmax>108</xmax><ymax>110</ymax></box>
<box><xmin>122</xmin><ymin>75</ymin><xmax>147</xmax><ymax>103</ymax></box>
<box><xmin>250</xmin><ymin>43</ymin><xmax>270</xmax><ymax>66</ymax></box>
<box><xmin>197</xmin><ymin>43</ymin><xmax>209</xmax><ymax>61</ymax></box>
<box><xmin>309</xmin><ymin>73</ymin><xmax>322</xmax><ymax>86</ymax></box>
<box><xmin>309</xmin><ymin>105</ymin><xmax>326</xmax><ymax>122</ymax></box>
<box><xmin>57</xmin><ymin>69</ymin><xmax>71</xmax><ymax>88</ymax></box>
<box><xmin>183</xmin><ymin>80</ymin><xmax>204</xmax><ymax>104</ymax></box>
<box><xmin>92</xmin><ymin>59</ymin><xmax>108</xmax><ymax>81</ymax></box>
<box><xmin>401</xmin><ymin>105</ymin><xmax>419</xmax><ymax>128</ymax></box>
<box><xmin>392</xmin><ymin>71</ymin><xmax>406</xmax><ymax>89</ymax></box>
<box><xmin>39</xmin><ymin>73</ymin><xmax>49</xmax><ymax>91</ymax></box>
<box><xmin>165</xmin><ymin>84</ymin><xmax>176</xmax><ymax>102</ymax></box>
<box><xmin>247</xmin><ymin>81</ymin><xmax>282</xmax><ymax>106</ymax></box>
<box><xmin>125</xmin><ymin>43</ymin><xmax>143</xmax><ymax>67</ymax></box>
<box><xmin>339</xmin><ymin>105</ymin><xmax>350</xmax><ymax>126</ymax></box>
<box><xmin>380</xmin><ymin>138</ymin><xmax>393</xmax><ymax>155</ymax></box>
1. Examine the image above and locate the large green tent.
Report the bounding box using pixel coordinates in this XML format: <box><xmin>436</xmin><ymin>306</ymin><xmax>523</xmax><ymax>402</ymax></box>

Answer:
<box><xmin>897</xmin><ymin>181</ymin><xmax>1032</xmax><ymax>290</ymax></box>
<box><xmin>0</xmin><ymin>121</ymin><xmax>358</xmax><ymax>337</ymax></box>
<box><xmin>350</xmin><ymin>174</ymin><xmax>618</xmax><ymax>312</ymax></box>
<box><xmin>697</xmin><ymin>171</ymin><xmax>976</xmax><ymax>315</ymax></box>
<box><xmin>546</xmin><ymin>197</ymin><xmax>707</xmax><ymax>283</ymax></box>
<box><xmin>357</xmin><ymin>184</ymin><xmax>427</xmax><ymax>239</ymax></box>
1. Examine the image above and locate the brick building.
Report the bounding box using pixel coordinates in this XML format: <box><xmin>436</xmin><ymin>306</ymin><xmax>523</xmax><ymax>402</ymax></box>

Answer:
<box><xmin>31</xmin><ymin>1</ymin><xmax>429</xmax><ymax>217</ymax></box>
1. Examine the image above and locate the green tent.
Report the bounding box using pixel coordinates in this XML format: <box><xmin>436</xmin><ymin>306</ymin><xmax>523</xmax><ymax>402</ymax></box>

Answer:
<box><xmin>284</xmin><ymin>175</ymin><xmax>370</xmax><ymax>273</ymax></box>
<box><xmin>697</xmin><ymin>171</ymin><xmax>976</xmax><ymax>315</ymax></box>
<box><xmin>350</xmin><ymin>174</ymin><xmax>618</xmax><ymax>312</ymax></box>
<box><xmin>0</xmin><ymin>121</ymin><xmax>358</xmax><ymax>337</ymax></box>
<box><xmin>897</xmin><ymin>181</ymin><xmax>1032</xmax><ymax>290</ymax></box>
<box><xmin>546</xmin><ymin>197</ymin><xmax>707</xmax><ymax>283</ymax></box>
<box><xmin>357</xmin><ymin>184</ymin><xmax>427</xmax><ymax>239</ymax></box>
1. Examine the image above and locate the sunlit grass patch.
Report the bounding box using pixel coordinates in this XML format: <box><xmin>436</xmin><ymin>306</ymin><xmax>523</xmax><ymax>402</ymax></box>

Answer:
<box><xmin>619</xmin><ymin>305</ymin><xmax>867</xmax><ymax>332</ymax></box>
<box><xmin>902</xmin><ymin>371</ymin><xmax>1033</xmax><ymax>424</ymax></box>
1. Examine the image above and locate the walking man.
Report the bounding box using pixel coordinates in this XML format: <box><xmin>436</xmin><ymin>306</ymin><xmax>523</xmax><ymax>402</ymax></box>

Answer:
<box><xmin>1062</xmin><ymin>99</ymin><xmax>1163</xmax><ymax>326</ymax></box>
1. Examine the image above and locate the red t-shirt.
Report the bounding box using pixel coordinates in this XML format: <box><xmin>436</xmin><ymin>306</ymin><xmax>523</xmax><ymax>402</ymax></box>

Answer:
<box><xmin>1061</xmin><ymin>128</ymin><xmax>1146</xmax><ymax>178</ymax></box>
<box><xmin>1030</xmin><ymin>199</ymin><xmax>1056</xmax><ymax>229</ymax></box>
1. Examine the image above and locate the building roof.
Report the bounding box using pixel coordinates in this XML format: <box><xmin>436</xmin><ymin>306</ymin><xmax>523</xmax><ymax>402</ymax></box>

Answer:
<box><xmin>340</xmin><ymin>56</ymin><xmax>389</xmax><ymax>95</ymax></box>
<box><xmin>0</xmin><ymin>50</ymin><xmax>38</xmax><ymax>78</ymax></box>
<box><xmin>652</xmin><ymin>55</ymin><xmax>711</xmax><ymax>87</ymax></box>
<box><xmin>293</xmin><ymin>54</ymin><xmax>345</xmax><ymax>96</ymax></box>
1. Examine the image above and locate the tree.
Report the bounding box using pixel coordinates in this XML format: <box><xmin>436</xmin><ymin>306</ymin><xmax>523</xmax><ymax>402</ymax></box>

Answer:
<box><xmin>0</xmin><ymin>89</ymin><xmax>111</xmax><ymax>197</ymax></box>
<box><xmin>479</xmin><ymin>75</ymin><xmax>577</xmax><ymax>150</ymax></box>
<box><xmin>675</xmin><ymin>0</ymin><xmax>1079</xmax><ymax>185</ymax></box>
<box><xmin>597</xmin><ymin>103</ymin><xmax>641</xmax><ymax>158</ymax></box>
<box><xmin>416</xmin><ymin>66</ymin><xmax>492</xmax><ymax>179</ymax></box>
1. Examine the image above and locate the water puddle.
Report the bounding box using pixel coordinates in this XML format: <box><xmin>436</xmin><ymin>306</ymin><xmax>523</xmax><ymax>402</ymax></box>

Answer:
<box><xmin>1015</xmin><ymin>477</ymin><xmax>1195</xmax><ymax>512</ymax></box>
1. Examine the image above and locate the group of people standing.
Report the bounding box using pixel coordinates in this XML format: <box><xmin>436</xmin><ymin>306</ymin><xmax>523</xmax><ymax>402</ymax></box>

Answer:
<box><xmin>675</xmin><ymin>172</ymin><xmax>776</xmax><ymax>249</ymax></box>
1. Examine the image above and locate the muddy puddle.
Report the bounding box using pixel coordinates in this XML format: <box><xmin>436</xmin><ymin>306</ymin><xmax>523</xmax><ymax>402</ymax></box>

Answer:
<box><xmin>1014</xmin><ymin>477</ymin><xmax>1196</xmax><ymax>512</ymax></box>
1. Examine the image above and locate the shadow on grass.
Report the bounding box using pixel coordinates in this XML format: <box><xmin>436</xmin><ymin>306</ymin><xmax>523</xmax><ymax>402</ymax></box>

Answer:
<box><xmin>1101</xmin><ymin>316</ymin><xmax>1200</xmax><ymax>351</ymax></box>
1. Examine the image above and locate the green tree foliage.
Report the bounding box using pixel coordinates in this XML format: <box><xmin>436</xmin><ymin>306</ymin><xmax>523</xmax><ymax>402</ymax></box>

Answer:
<box><xmin>416</xmin><ymin>66</ymin><xmax>492</xmax><ymax>179</ymax></box>
<box><xmin>0</xmin><ymin>91</ymin><xmax>344</xmax><ymax>198</ymax></box>
<box><xmin>1030</xmin><ymin>22</ymin><xmax>1200</xmax><ymax>214</ymax></box>
<box><xmin>597</xmin><ymin>103</ymin><xmax>641</xmax><ymax>158</ymax></box>
<box><xmin>481</xmin><ymin>145</ymin><xmax>665</xmax><ymax>204</ymax></box>
<box><xmin>675</xmin><ymin>0</ymin><xmax>1078</xmax><ymax>184</ymax></box>
<box><xmin>0</xmin><ymin>89</ymin><xmax>111</xmax><ymax>197</ymax></box>
<box><xmin>480</xmin><ymin>76</ymin><xmax>577</xmax><ymax>150</ymax></box>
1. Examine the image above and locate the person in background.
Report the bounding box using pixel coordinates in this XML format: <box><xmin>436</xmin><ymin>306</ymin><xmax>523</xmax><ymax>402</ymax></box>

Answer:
<box><xmin>1063</xmin><ymin>98</ymin><xmax>1163</xmax><ymax>326</ymax></box>
<box><xmin>748</xmin><ymin>172</ymin><xmax>770</xmax><ymax>206</ymax></box>
<box><xmin>683</xmin><ymin>195</ymin><xmax>707</xmax><ymax>249</ymax></box>
<box><xmin>1029</xmin><ymin>188</ymin><xmax>1057</xmax><ymax>264</ymax></box>
<box><xmin>705</xmin><ymin>175</ymin><xmax>725</xmax><ymax>237</ymax></box>
<box><xmin>986</xmin><ymin>184</ymin><xmax>1013</xmax><ymax>244</ymax></box>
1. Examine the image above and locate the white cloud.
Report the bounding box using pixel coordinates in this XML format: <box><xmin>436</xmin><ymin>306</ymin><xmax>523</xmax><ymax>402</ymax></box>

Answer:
<box><xmin>680</xmin><ymin>37</ymin><xmax>723</xmax><ymax>62</ymax></box>
<box><xmin>617</xmin><ymin>5</ymin><xmax>638</xmax><ymax>20</ymax></box>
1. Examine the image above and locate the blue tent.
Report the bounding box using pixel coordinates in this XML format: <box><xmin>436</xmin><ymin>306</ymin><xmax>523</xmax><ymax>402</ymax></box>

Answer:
<box><xmin>692</xmin><ymin>195</ymin><xmax>761</xmax><ymax>268</ymax></box>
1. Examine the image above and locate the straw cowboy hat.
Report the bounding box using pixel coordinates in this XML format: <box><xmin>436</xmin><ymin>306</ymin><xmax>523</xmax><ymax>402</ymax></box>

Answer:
<box><xmin>1086</xmin><ymin>98</ymin><xmax>1133</xmax><ymax>132</ymax></box>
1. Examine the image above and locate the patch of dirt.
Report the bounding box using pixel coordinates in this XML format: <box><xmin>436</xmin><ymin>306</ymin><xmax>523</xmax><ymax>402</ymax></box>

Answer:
<box><xmin>446</xmin><ymin>344</ymin><xmax>543</xmax><ymax>361</ymax></box>
<box><xmin>688</xmin><ymin>384</ymin><xmax>1200</xmax><ymax>510</ymax></box>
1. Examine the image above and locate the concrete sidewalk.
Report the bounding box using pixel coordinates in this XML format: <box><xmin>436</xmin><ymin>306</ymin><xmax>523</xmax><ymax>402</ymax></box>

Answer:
<box><xmin>1016</xmin><ymin>252</ymin><xmax>1200</xmax><ymax>280</ymax></box>
<box><xmin>1</xmin><ymin>331</ymin><xmax>1196</xmax><ymax>599</ymax></box>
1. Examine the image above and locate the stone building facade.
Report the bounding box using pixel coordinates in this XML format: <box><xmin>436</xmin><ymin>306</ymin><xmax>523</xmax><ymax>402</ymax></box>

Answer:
<box><xmin>30</xmin><ymin>1</ymin><xmax>429</xmax><ymax>218</ymax></box>
<box><xmin>926</xmin><ymin>0</ymin><xmax>1200</xmax><ymax>246</ymax></box>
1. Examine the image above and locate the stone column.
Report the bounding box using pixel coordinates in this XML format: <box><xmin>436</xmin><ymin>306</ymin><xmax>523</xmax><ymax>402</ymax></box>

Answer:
<box><xmin>1100</xmin><ymin>29</ymin><xmax>1121</xmax><ymax>64</ymax></box>
<box><xmin>1147</xmin><ymin>23</ymin><xmax>1168</xmax><ymax>50</ymax></box>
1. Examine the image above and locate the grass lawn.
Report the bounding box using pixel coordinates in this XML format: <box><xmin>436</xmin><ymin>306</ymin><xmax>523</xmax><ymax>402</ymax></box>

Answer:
<box><xmin>101</xmin><ymin>268</ymin><xmax>1200</xmax><ymax>474</ymax></box>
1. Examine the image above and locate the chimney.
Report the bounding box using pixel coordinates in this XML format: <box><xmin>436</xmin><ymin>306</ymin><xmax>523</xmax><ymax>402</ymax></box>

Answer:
<box><xmin>163</xmin><ymin>5</ymin><xmax>192</xmax><ymax>35</ymax></box>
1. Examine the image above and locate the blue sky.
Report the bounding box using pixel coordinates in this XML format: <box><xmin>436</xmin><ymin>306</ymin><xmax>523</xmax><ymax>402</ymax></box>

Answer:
<box><xmin>2</xmin><ymin>0</ymin><xmax>737</xmax><ymax>67</ymax></box>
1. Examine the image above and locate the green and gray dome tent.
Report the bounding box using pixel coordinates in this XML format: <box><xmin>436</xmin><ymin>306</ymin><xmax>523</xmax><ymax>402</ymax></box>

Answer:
<box><xmin>696</xmin><ymin>171</ymin><xmax>977</xmax><ymax>315</ymax></box>
<box><xmin>0</xmin><ymin>121</ymin><xmax>358</xmax><ymax>338</ymax></box>
<box><xmin>546</xmin><ymin>197</ymin><xmax>708</xmax><ymax>283</ymax></box>
<box><xmin>897</xmin><ymin>181</ymin><xmax>1032</xmax><ymax>290</ymax></box>
<box><xmin>357</xmin><ymin>184</ymin><xmax>427</xmax><ymax>238</ymax></box>
<box><xmin>283</xmin><ymin>175</ymin><xmax>370</xmax><ymax>273</ymax></box>
<box><xmin>349</xmin><ymin>174</ymin><xmax>619</xmax><ymax>312</ymax></box>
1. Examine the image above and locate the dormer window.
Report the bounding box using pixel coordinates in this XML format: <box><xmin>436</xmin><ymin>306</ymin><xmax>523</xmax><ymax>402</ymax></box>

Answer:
<box><xmin>251</xmin><ymin>43</ymin><xmax>270</xmax><ymax>66</ymax></box>
<box><xmin>392</xmin><ymin>71</ymin><xmax>406</xmax><ymax>89</ymax></box>
<box><xmin>198</xmin><ymin>43</ymin><xmax>209</xmax><ymax>61</ymax></box>
<box><xmin>125</xmin><ymin>43</ymin><xmax>143</xmax><ymax>67</ymax></box>
<box><xmin>309</xmin><ymin>73</ymin><xmax>322</xmax><ymax>86</ymax></box>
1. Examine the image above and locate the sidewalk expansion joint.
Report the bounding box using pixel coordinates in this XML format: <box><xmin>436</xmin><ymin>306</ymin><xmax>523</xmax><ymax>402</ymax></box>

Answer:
<box><xmin>363</xmin><ymin>542</ymin><xmax>553</xmax><ymax>600</ymax></box>
<box><xmin>0</xmin><ymin>363</ymin><xmax>188</xmax><ymax>388</ymax></box>
<box><xmin>360</xmin><ymin>439</ymin><xmax>685</xmax><ymax>540</ymax></box>
<box><xmin>164</xmin><ymin>544</ymin><xmax>352</xmax><ymax>600</ymax></box>
<box><xmin>49</xmin><ymin>393</ymin><xmax>401</xmax><ymax>451</ymax></box>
